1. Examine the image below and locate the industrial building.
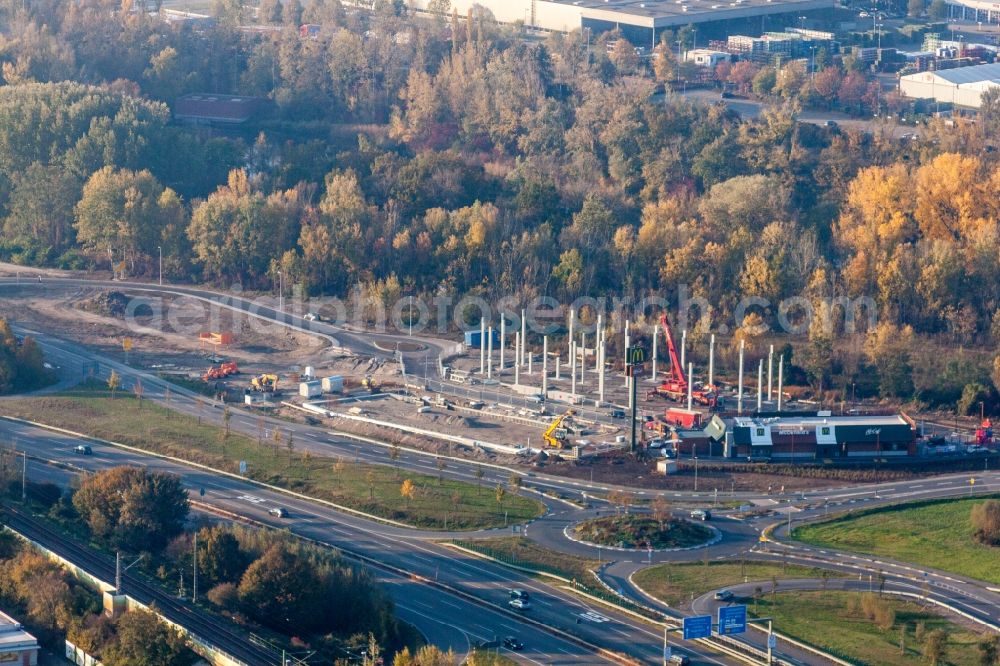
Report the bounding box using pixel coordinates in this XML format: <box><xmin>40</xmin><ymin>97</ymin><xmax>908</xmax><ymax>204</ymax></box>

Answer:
<box><xmin>939</xmin><ymin>0</ymin><xmax>1000</xmax><ymax>25</ymax></box>
<box><xmin>174</xmin><ymin>94</ymin><xmax>263</xmax><ymax>125</ymax></box>
<box><xmin>407</xmin><ymin>0</ymin><xmax>835</xmax><ymax>47</ymax></box>
<box><xmin>899</xmin><ymin>62</ymin><xmax>1000</xmax><ymax>109</ymax></box>
<box><xmin>0</xmin><ymin>610</ymin><xmax>38</xmax><ymax>666</ymax></box>
<box><xmin>731</xmin><ymin>414</ymin><xmax>916</xmax><ymax>460</ymax></box>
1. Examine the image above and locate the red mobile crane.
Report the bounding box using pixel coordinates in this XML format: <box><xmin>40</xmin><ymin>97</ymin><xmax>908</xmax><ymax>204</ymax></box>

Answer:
<box><xmin>646</xmin><ymin>313</ymin><xmax>717</xmax><ymax>407</ymax></box>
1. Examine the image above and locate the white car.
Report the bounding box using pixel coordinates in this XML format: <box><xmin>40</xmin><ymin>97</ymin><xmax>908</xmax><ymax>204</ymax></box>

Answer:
<box><xmin>508</xmin><ymin>598</ymin><xmax>531</xmax><ymax>610</ymax></box>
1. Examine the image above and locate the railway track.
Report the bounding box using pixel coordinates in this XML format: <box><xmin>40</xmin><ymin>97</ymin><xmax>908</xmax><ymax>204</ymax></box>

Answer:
<box><xmin>4</xmin><ymin>506</ymin><xmax>281</xmax><ymax>666</ymax></box>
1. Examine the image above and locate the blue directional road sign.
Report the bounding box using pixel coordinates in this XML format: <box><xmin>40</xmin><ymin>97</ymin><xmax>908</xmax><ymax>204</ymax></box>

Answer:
<box><xmin>718</xmin><ymin>605</ymin><xmax>747</xmax><ymax>635</ymax></box>
<box><xmin>683</xmin><ymin>615</ymin><xmax>713</xmax><ymax>640</ymax></box>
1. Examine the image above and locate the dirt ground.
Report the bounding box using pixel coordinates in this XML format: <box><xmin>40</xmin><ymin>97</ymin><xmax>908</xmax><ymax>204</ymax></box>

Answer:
<box><xmin>0</xmin><ymin>288</ymin><xmax>401</xmax><ymax>386</ymax></box>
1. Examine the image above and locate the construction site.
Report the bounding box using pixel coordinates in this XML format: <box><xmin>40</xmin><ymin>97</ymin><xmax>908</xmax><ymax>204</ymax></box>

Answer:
<box><xmin>1</xmin><ymin>274</ymin><xmax>990</xmax><ymax>490</ymax></box>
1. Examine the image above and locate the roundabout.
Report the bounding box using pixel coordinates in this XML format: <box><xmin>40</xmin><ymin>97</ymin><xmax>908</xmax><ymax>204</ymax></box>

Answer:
<box><xmin>565</xmin><ymin>514</ymin><xmax>720</xmax><ymax>551</ymax></box>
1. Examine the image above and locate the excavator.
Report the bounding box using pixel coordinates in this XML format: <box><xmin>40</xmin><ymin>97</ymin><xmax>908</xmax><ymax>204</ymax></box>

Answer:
<box><xmin>248</xmin><ymin>373</ymin><xmax>278</xmax><ymax>393</ymax></box>
<box><xmin>361</xmin><ymin>374</ymin><xmax>379</xmax><ymax>393</ymax></box>
<box><xmin>543</xmin><ymin>410</ymin><xmax>576</xmax><ymax>449</ymax></box>
<box><xmin>646</xmin><ymin>313</ymin><xmax>717</xmax><ymax>408</ymax></box>
<box><xmin>203</xmin><ymin>361</ymin><xmax>238</xmax><ymax>382</ymax></box>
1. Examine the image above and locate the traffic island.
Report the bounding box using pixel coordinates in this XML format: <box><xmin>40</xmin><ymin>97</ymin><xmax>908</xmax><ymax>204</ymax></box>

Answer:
<box><xmin>568</xmin><ymin>515</ymin><xmax>716</xmax><ymax>551</ymax></box>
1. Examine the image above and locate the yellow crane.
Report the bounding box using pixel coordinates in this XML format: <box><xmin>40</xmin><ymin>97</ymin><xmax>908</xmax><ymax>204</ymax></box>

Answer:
<box><xmin>543</xmin><ymin>410</ymin><xmax>576</xmax><ymax>449</ymax></box>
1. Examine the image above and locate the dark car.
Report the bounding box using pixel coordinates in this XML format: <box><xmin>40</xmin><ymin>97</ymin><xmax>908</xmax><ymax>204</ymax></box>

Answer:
<box><xmin>721</xmin><ymin>91</ymin><xmax>734</xmax><ymax>99</ymax></box>
<box><xmin>509</xmin><ymin>589</ymin><xmax>530</xmax><ymax>601</ymax></box>
<box><xmin>609</xmin><ymin>409</ymin><xmax>626</xmax><ymax>419</ymax></box>
<box><xmin>73</xmin><ymin>445</ymin><xmax>92</xmax><ymax>455</ymax></box>
<box><xmin>502</xmin><ymin>637</ymin><xmax>524</xmax><ymax>651</ymax></box>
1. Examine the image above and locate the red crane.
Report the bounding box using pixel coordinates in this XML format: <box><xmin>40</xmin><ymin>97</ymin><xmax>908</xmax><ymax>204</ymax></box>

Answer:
<box><xmin>647</xmin><ymin>313</ymin><xmax>716</xmax><ymax>407</ymax></box>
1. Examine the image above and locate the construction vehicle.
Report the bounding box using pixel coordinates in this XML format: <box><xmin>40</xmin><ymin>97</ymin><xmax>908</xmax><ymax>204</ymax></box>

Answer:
<box><xmin>248</xmin><ymin>373</ymin><xmax>278</xmax><ymax>393</ymax></box>
<box><xmin>543</xmin><ymin>410</ymin><xmax>577</xmax><ymax>449</ymax></box>
<box><xmin>361</xmin><ymin>374</ymin><xmax>379</xmax><ymax>393</ymax></box>
<box><xmin>646</xmin><ymin>313</ymin><xmax>717</xmax><ymax>408</ymax></box>
<box><xmin>976</xmin><ymin>419</ymin><xmax>994</xmax><ymax>446</ymax></box>
<box><xmin>202</xmin><ymin>361</ymin><xmax>238</xmax><ymax>382</ymax></box>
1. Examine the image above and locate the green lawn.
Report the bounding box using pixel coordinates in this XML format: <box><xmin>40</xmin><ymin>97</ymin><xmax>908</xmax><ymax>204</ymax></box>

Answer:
<box><xmin>0</xmin><ymin>388</ymin><xmax>544</xmax><ymax>530</ymax></box>
<box><xmin>632</xmin><ymin>560</ymin><xmax>847</xmax><ymax>608</ymax></box>
<box><xmin>454</xmin><ymin>536</ymin><xmax>599</xmax><ymax>582</ymax></box>
<box><xmin>793</xmin><ymin>496</ymin><xmax>1000</xmax><ymax>584</ymax></box>
<box><xmin>753</xmin><ymin>591</ymin><xmax>986</xmax><ymax>666</ymax></box>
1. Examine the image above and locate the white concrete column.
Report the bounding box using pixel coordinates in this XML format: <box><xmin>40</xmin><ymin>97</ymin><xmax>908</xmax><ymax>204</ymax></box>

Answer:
<box><xmin>542</xmin><ymin>336</ymin><xmax>548</xmax><ymax>395</ymax></box>
<box><xmin>520</xmin><ymin>309</ymin><xmax>527</xmax><ymax>368</ymax></box>
<box><xmin>768</xmin><ymin>344</ymin><xmax>774</xmax><ymax>402</ymax></box>
<box><xmin>681</xmin><ymin>329</ymin><xmax>687</xmax><ymax>369</ymax></box>
<box><xmin>738</xmin><ymin>339</ymin><xmax>745</xmax><ymax>415</ymax></box>
<box><xmin>514</xmin><ymin>332</ymin><xmax>520</xmax><ymax>386</ymax></box>
<box><xmin>652</xmin><ymin>324</ymin><xmax>658</xmax><ymax>382</ymax></box>
<box><xmin>555</xmin><ymin>352</ymin><xmax>561</xmax><ymax>380</ymax></box>
<box><xmin>487</xmin><ymin>326</ymin><xmax>493</xmax><ymax>379</ymax></box>
<box><xmin>480</xmin><ymin>317</ymin><xmax>486</xmax><ymax>375</ymax></box>
<box><xmin>757</xmin><ymin>359</ymin><xmax>764</xmax><ymax>412</ymax></box>
<box><xmin>708</xmin><ymin>334</ymin><xmax>715</xmax><ymax>387</ymax></box>
<box><xmin>777</xmin><ymin>355</ymin><xmax>784</xmax><ymax>412</ymax></box>
<box><xmin>687</xmin><ymin>362</ymin><xmax>694</xmax><ymax>411</ymax></box>
<box><xmin>528</xmin><ymin>345</ymin><xmax>533</xmax><ymax>375</ymax></box>
<box><xmin>500</xmin><ymin>317</ymin><xmax>506</xmax><ymax>376</ymax></box>
<box><xmin>598</xmin><ymin>335</ymin><xmax>606</xmax><ymax>403</ymax></box>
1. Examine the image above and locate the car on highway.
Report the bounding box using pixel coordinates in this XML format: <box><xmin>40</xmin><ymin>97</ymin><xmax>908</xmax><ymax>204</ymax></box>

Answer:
<box><xmin>502</xmin><ymin>636</ymin><xmax>524</xmax><ymax>651</ymax></box>
<box><xmin>268</xmin><ymin>507</ymin><xmax>288</xmax><ymax>518</ymax></box>
<box><xmin>690</xmin><ymin>509</ymin><xmax>711</xmax><ymax>521</ymax></box>
<box><xmin>714</xmin><ymin>589</ymin><xmax>734</xmax><ymax>601</ymax></box>
<box><xmin>508</xmin><ymin>598</ymin><xmax>531</xmax><ymax>611</ymax></box>
<box><xmin>822</xmin><ymin>120</ymin><xmax>838</xmax><ymax>128</ymax></box>
<box><xmin>668</xmin><ymin>653</ymin><xmax>691</xmax><ymax>665</ymax></box>
<box><xmin>73</xmin><ymin>445</ymin><xmax>92</xmax><ymax>455</ymax></box>
<box><xmin>509</xmin><ymin>589</ymin><xmax>530</xmax><ymax>601</ymax></box>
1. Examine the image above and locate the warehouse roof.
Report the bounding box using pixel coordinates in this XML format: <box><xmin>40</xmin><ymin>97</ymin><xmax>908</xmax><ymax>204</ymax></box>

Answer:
<box><xmin>733</xmin><ymin>414</ymin><xmax>911</xmax><ymax>428</ymax></box>
<box><xmin>548</xmin><ymin>0</ymin><xmax>835</xmax><ymax>26</ymax></box>
<box><xmin>0</xmin><ymin>610</ymin><xmax>38</xmax><ymax>652</ymax></box>
<box><xmin>912</xmin><ymin>62</ymin><xmax>1000</xmax><ymax>85</ymax></box>
<box><xmin>174</xmin><ymin>94</ymin><xmax>262</xmax><ymax>123</ymax></box>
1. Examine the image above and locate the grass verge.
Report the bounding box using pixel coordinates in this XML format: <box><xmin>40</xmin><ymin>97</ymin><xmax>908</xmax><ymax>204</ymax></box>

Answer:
<box><xmin>751</xmin><ymin>591</ymin><xmax>986</xmax><ymax>666</ymax></box>
<box><xmin>793</xmin><ymin>495</ymin><xmax>1000</xmax><ymax>585</ymax></box>
<box><xmin>631</xmin><ymin>560</ymin><xmax>848</xmax><ymax>608</ymax></box>
<box><xmin>0</xmin><ymin>386</ymin><xmax>544</xmax><ymax>530</ymax></box>
<box><xmin>453</xmin><ymin>536</ymin><xmax>599</xmax><ymax>582</ymax></box>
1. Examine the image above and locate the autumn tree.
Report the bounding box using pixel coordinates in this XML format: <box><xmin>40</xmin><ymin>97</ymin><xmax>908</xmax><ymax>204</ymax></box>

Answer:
<box><xmin>237</xmin><ymin>543</ymin><xmax>326</xmax><ymax>632</ymax></box>
<box><xmin>75</xmin><ymin>166</ymin><xmax>185</xmax><ymax>275</ymax></box>
<box><xmin>197</xmin><ymin>526</ymin><xmax>247</xmax><ymax>586</ymax></box>
<box><xmin>72</xmin><ymin>466</ymin><xmax>188</xmax><ymax>550</ymax></box>
<box><xmin>103</xmin><ymin>608</ymin><xmax>189</xmax><ymax>666</ymax></box>
<box><xmin>400</xmin><ymin>479</ymin><xmax>415</xmax><ymax>509</ymax></box>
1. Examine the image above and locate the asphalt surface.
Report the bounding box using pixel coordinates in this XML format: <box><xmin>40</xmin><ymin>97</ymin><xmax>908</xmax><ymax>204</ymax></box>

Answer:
<box><xmin>5</xmin><ymin>275</ymin><xmax>1000</xmax><ymax>665</ymax></box>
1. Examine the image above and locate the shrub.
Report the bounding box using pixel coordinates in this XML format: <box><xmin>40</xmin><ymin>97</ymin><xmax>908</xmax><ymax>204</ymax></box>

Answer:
<box><xmin>971</xmin><ymin>500</ymin><xmax>1000</xmax><ymax>546</ymax></box>
<box><xmin>206</xmin><ymin>583</ymin><xmax>239</xmax><ymax>611</ymax></box>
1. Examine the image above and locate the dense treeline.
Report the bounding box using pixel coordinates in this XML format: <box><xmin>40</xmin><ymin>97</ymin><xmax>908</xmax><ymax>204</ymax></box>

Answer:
<box><xmin>1</xmin><ymin>1</ymin><xmax>1000</xmax><ymax>408</ymax></box>
<box><xmin>7</xmin><ymin>464</ymin><xmax>408</xmax><ymax>659</ymax></box>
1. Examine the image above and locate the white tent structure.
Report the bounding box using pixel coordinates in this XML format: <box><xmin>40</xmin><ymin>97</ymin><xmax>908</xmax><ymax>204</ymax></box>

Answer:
<box><xmin>899</xmin><ymin>62</ymin><xmax>1000</xmax><ymax>109</ymax></box>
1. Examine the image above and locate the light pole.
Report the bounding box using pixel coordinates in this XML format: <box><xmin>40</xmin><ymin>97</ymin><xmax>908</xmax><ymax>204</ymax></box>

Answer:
<box><xmin>157</xmin><ymin>245</ymin><xmax>162</xmax><ymax>286</ymax></box>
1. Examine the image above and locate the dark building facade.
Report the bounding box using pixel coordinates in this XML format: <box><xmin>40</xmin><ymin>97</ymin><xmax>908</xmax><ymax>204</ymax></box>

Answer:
<box><xmin>731</xmin><ymin>415</ymin><xmax>916</xmax><ymax>460</ymax></box>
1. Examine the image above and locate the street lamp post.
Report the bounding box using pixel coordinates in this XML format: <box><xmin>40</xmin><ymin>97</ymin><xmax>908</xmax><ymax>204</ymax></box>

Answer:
<box><xmin>157</xmin><ymin>245</ymin><xmax>162</xmax><ymax>286</ymax></box>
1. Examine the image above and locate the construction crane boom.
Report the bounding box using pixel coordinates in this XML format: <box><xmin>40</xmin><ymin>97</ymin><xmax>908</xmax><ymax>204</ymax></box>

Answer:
<box><xmin>543</xmin><ymin>409</ymin><xmax>576</xmax><ymax>449</ymax></box>
<box><xmin>660</xmin><ymin>313</ymin><xmax>686</xmax><ymax>385</ymax></box>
